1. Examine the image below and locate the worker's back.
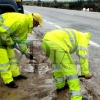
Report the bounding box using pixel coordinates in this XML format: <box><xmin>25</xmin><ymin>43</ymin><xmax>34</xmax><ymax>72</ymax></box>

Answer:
<box><xmin>43</xmin><ymin>28</ymin><xmax>90</xmax><ymax>53</ymax></box>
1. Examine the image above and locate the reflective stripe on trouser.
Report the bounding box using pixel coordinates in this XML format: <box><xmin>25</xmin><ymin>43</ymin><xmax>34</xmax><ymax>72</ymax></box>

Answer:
<box><xmin>52</xmin><ymin>64</ymin><xmax>65</xmax><ymax>89</ymax></box>
<box><xmin>0</xmin><ymin>48</ymin><xmax>13</xmax><ymax>84</ymax></box>
<box><xmin>7</xmin><ymin>47</ymin><xmax>20</xmax><ymax>77</ymax></box>
<box><xmin>42</xmin><ymin>40</ymin><xmax>82</xmax><ymax>100</ymax></box>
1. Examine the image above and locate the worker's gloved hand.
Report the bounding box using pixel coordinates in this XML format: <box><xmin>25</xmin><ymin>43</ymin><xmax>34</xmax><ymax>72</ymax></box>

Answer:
<box><xmin>3</xmin><ymin>44</ymin><xmax>15</xmax><ymax>48</ymax></box>
<box><xmin>7</xmin><ymin>43</ymin><xmax>16</xmax><ymax>49</ymax></box>
<box><xmin>84</xmin><ymin>73</ymin><xmax>93</xmax><ymax>79</ymax></box>
<box><xmin>3</xmin><ymin>44</ymin><xmax>7</xmax><ymax>48</ymax></box>
<box><xmin>25</xmin><ymin>53</ymin><xmax>34</xmax><ymax>60</ymax></box>
<box><xmin>8</xmin><ymin>45</ymin><xmax>15</xmax><ymax>48</ymax></box>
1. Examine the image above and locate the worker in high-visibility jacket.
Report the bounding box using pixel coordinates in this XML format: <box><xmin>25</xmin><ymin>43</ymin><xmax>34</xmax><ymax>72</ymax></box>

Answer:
<box><xmin>15</xmin><ymin>0</ymin><xmax>24</xmax><ymax>13</ymax></box>
<box><xmin>0</xmin><ymin>12</ymin><xmax>43</xmax><ymax>88</ymax></box>
<box><xmin>42</xmin><ymin>28</ymin><xmax>93</xmax><ymax>100</ymax></box>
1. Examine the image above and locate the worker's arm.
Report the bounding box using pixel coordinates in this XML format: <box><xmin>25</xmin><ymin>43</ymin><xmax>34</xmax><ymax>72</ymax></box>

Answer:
<box><xmin>0</xmin><ymin>26</ymin><xmax>14</xmax><ymax>46</ymax></box>
<box><xmin>77</xmin><ymin>49</ymin><xmax>89</xmax><ymax>75</ymax></box>
<box><xmin>0</xmin><ymin>15</ymin><xmax>19</xmax><ymax>47</ymax></box>
<box><xmin>15</xmin><ymin>43</ymin><xmax>32</xmax><ymax>57</ymax></box>
<box><xmin>77</xmin><ymin>50</ymin><xmax>93</xmax><ymax>79</ymax></box>
<box><xmin>15</xmin><ymin>41</ymin><xmax>38</xmax><ymax>62</ymax></box>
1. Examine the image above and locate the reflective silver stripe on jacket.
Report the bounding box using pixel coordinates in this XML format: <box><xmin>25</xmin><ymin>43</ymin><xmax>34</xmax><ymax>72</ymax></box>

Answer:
<box><xmin>70</xmin><ymin>29</ymin><xmax>76</xmax><ymax>45</ymax></box>
<box><xmin>9</xmin><ymin>57</ymin><xmax>16</xmax><ymax>60</ymax></box>
<box><xmin>10</xmin><ymin>62</ymin><xmax>17</xmax><ymax>65</ymax></box>
<box><xmin>0</xmin><ymin>15</ymin><xmax>4</xmax><ymax>22</ymax></box>
<box><xmin>70</xmin><ymin>29</ymin><xmax>77</xmax><ymax>53</ymax></box>
<box><xmin>0</xmin><ymin>68</ymin><xmax>9</xmax><ymax>72</ymax></box>
<box><xmin>63</xmin><ymin>29</ymin><xmax>75</xmax><ymax>46</ymax></box>
<box><xmin>12</xmin><ymin>36</ymin><xmax>20</xmax><ymax>40</ymax></box>
<box><xmin>53</xmin><ymin>65</ymin><xmax>60</xmax><ymax>70</ymax></box>
<box><xmin>77</xmin><ymin>46</ymin><xmax>88</xmax><ymax>59</ymax></box>
<box><xmin>77</xmin><ymin>46</ymin><xmax>87</xmax><ymax>51</ymax></box>
<box><xmin>1</xmin><ymin>24</ymin><xmax>12</xmax><ymax>34</ymax></box>
<box><xmin>66</xmin><ymin>74</ymin><xmax>78</xmax><ymax>80</ymax></box>
<box><xmin>18</xmin><ymin>44</ymin><xmax>27</xmax><ymax>46</ymax></box>
<box><xmin>1</xmin><ymin>35</ymin><xmax>10</xmax><ymax>40</ymax></box>
<box><xmin>0</xmin><ymin>62</ymin><xmax>9</xmax><ymax>67</ymax></box>
<box><xmin>78</xmin><ymin>55</ymin><xmax>87</xmax><ymax>59</ymax></box>
<box><xmin>55</xmin><ymin>78</ymin><xmax>64</xmax><ymax>82</ymax></box>
<box><xmin>70</xmin><ymin>90</ymin><xmax>81</xmax><ymax>96</ymax></box>
<box><xmin>62</xmin><ymin>28</ymin><xmax>77</xmax><ymax>53</ymax></box>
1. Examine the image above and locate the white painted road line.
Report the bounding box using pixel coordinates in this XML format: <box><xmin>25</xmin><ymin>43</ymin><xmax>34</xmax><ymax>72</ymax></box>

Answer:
<box><xmin>54</xmin><ymin>25</ymin><xmax>62</xmax><ymax>29</ymax></box>
<box><xmin>90</xmin><ymin>41</ymin><xmax>100</xmax><ymax>47</ymax></box>
<box><xmin>25</xmin><ymin>10</ymin><xmax>100</xmax><ymax>48</ymax></box>
<box><xmin>44</xmin><ymin>20</ymin><xmax>100</xmax><ymax>47</ymax></box>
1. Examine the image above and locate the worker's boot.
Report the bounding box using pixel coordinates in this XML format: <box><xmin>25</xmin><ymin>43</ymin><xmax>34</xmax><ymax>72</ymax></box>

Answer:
<box><xmin>82</xmin><ymin>97</ymin><xmax>88</xmax><ymax>100</ymax></box>
<box><xmin>6</xmin><ymin>81</ymin><xmax>18</xmax><ymax>88</ymax></box>
<box><xmin>56</xmin><ymin>84</ymin><xmax>69</xmax><ymax>93</ymax></box>
<box><xmin>14</xmin><ymin>74</ymin><xmax>28</xmax><ymax>80</ymax></box>
<box><xmin>84</xmin><ymin>73</ymin><xmax>93</xmax><ymax>79</ymax></box>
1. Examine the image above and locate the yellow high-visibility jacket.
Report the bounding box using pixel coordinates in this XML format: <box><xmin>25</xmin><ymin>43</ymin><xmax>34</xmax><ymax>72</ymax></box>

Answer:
<box><xmin>0</xmin><ymin>12</ymin><xmax>33</xmax><ymax>53</ymax></box>
<box><xmin>43</xmin><ymin>28</ymin><xmax>91</xmax><ymax>75</ymax></box>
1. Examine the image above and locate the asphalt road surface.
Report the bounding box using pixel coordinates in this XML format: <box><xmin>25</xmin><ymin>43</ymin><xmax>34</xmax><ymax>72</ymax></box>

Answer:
<box><xmin>24</xmin><ymin>5</ymin><xmax>100</xmax><ymax>45</ymax></box>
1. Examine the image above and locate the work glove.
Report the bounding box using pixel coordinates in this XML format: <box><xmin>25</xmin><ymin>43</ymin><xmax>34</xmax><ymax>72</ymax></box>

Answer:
<box><xmin>8</xmin><ymin>45</ymin><xmax>15</xmax><ymax>48</ymax></box>
<box><xmin>3</xmin><ymin>44</ymin><xmax>15</xmax><ymax>48</ymax></box>
<box><xmin>3</xmin><ymin>44</ymin><xmax>7</xmax><ymax>48</ymax></box>
<box><xmin>78</xmin><ymin>73</ymin><xmax>93</xmax><ymax>79</ymax></box>
<box><xmin>56</xmin><ymin>84</ymin><xmax>69</xmax><ymax>93</ymax></box>
<box><xmin>7</xmin><ymin>43</ymin><xmax>17</xmax><ymax>49</ymax></box>
<box><xmin>84</xmin><ymin>73</ymin><xmax>93</xmax><ymax>79</ymax></box>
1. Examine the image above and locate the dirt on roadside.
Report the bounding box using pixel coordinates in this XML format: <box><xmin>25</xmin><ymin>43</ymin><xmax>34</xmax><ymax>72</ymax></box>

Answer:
<box><xmin>0</xmin><ymin>33</ymin><xmax>100</xmax><ymax>100</ymax></box>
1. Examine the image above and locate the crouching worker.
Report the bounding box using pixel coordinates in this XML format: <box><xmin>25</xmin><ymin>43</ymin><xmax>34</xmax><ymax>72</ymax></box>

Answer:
<box><xmin>0</xmin><ymin>12</ymin><xmax>43</xmax><ymax>88</ymax></box>
<box><xmin>41</xmin><ymin>28</ymin><xmax>93</xmax><ymax>100</ymax></box>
